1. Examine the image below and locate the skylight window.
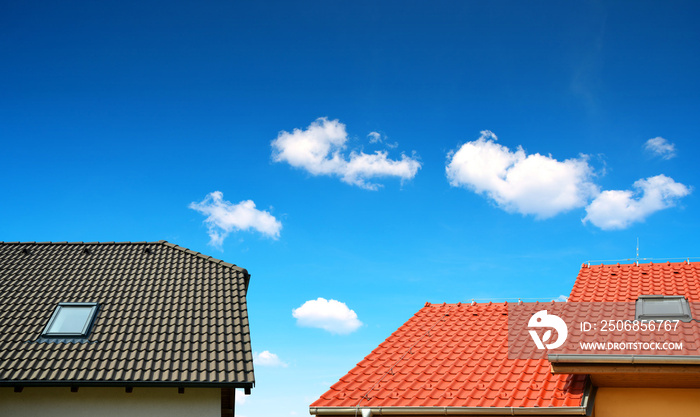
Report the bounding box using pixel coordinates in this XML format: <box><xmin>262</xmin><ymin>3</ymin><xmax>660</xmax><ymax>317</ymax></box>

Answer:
<box><xmin>635</xmin><ymin>295</ymin><xmax>692</xmax><ymax>322</ymax></box>
<box><xmin>42</xmin><ymin>302</ymin><xmax>99</xmax><ymax>338</ymax></box>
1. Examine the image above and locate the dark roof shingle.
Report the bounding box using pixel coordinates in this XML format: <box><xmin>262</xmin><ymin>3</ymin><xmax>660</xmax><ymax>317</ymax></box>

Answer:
<box><xmin>0</xmin><ymin>241</ymin><xmax>254</xmax><ymax>388</ymax></box>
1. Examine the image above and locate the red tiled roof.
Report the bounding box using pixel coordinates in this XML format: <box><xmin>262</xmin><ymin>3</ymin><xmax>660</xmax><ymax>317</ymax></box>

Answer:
<box><xmin>313</xmin><ymin>260</ymin><xmax>700</xmax><ymax>413</ymax></box>
<box><xmin>311</xmin><ymin>302</ymin><xmax>586</xmax><ymax>410</ymax></box>
<box><xmin>569</xmin><ymin>261</ymin><xmax>700</xmax><ymax>302</ymax></box>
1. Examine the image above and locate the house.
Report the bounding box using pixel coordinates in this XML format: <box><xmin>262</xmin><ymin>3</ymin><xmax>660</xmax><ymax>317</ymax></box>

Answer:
<box><xmin>0</xmin><ymin>241</ymin><xmax>255</xmax><ymax>417</ymax></box>
<box><xmin>310</xmin><ymin>261</ymin><xmax>700</xmax><ymax>417</ymax></box>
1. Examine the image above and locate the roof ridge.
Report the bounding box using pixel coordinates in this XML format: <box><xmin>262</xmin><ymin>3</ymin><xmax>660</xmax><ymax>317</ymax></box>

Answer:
<box><xmin>0</xmin><ymin>240</ymin><xmax>248</xmax><ymax>274</ymax></box>
<box><xmin>0</xmin><ymin>241</ymin><xmax>165</xmax><ymax>245</ymax></box>
<box><xmin>583</xmin><ymin>259</ymin><xmax>700</xmax><ymax>267</ymax></box>
<box><xmin>423</xmin><ymin>302</ymin><xmax>513</xmax><ymax>308</ymax></box>
<box><xmin>160</xmin><ymin>241</ymin><xmax>248</xmax><ymax>274</ymax></box>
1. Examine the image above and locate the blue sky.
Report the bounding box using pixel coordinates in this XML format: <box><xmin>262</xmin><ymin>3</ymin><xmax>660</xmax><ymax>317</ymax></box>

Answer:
<box><xmin>2</xmin><ymin>1</ymin><xmax>700</xmax><ymax>415</ymax></box>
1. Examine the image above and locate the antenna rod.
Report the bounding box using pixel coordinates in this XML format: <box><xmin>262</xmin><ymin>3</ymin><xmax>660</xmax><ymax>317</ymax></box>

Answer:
<box><xmin>636</xmin><ymin>238</ymin><xmax>639</xmax><ymax>263</ymax></box>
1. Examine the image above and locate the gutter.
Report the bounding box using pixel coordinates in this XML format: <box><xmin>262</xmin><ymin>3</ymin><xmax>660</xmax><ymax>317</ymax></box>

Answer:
<box><xmin>548</xmin><ymin>354</ymin><xmax>700</xmax><ymax>365</ymax></box>
<box><xmin>309</xmin><ymin>407</ymin><xmax>588</xmax><ymax>416</ymax></box>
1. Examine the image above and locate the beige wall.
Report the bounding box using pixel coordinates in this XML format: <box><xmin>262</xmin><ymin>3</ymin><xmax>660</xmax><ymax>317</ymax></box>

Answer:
<box><xmin>594</xmin><ymin>387</ymin><xmax>700</xmax><ymax>417</ymax></box>
<box><xmin>0</xmin><ymin>387</ymin><xmax>220</xmax><ymax>417</ymax></box>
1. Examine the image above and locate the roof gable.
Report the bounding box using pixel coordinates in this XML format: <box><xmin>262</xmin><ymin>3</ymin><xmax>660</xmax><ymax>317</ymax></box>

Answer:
<box><xmin>0</xmin><ymin>241</ymin><xmax>254</xmax><ymax>388</ymax></box>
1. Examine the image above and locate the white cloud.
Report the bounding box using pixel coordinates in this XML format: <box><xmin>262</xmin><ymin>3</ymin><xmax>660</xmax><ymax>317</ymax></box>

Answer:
<box><xmin>254</xmin><ymin>351</ymin><xmax>288</xmax><ymax>367</ymax></box>
<box><xmin>292</xmin><ymin>297</ymin><xmax>362</xmax><ymax>335</ymax></box>
<box><xmin>583</xmin><ymin>174</ymin><xmax>691</xmax><ymax>230</ymax></box>
<box><xmin>446</xmin><ymin>131</ymin><xmax>598</xmax><ymax>218</ymax></box>
<box><xmin>644</xmin><ymin>137</ymin><xmax>676</xmax><ymax>160</ymax></box>
<box><xmin>554</xmin><ymin>295</ymin><xmax>569</xmax><ymax>302</ymax></box>
<box><xmin>367</xmin><ymin>131</ymin><xmax>398</xmax><ymax>149</ymax></box>
<box><xmin>367</xmin><ymin>131</ymin><xmax>382</xmax><ymax>143</ymax></box>
<box><xmin>189</xmin><ymin>191</ymin><xmax>282</xmax><ymax>246</ymax></box>
<box><xmin>271</xmin><ymin>118</ymin><xmax>420</xmax><ymax>190</ymax></box>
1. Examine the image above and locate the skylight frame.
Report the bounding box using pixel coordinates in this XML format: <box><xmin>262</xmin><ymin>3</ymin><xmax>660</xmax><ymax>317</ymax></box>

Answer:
<box><xmin>41</xmin><ymin>302</ymin><xmax>100</xmax><ymax>338</ymax></box>
<box><xmin>635</xmin><ymin>295</ymin><xmax>692</xmax><ymax>322</ymax></box>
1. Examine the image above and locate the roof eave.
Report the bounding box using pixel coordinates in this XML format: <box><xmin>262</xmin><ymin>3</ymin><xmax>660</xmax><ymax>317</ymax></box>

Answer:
<box><xmin>549</xmin><ymin>354</ymin><xmax>700</xmax><ymax>388</ymax></box>
<box><xmin>549</xmin><ymin>354</ymin><xmax>700</xmax><ymax>366</ymax></box>
<box><xmin>309</xmin><ymin>406</ymin><xmax>588</xmax><ymax>416</ymax></box>
<box><xmin>0</xmin><ymin>380</ymin><xmax>255</xmax><ymax>389</ymax></box>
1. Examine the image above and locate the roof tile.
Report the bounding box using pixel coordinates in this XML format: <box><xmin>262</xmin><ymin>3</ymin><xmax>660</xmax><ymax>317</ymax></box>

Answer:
<box><xmin>570</xmin><ymin>261</ymin><xmax>700</xmax><ymax>302</ymax></box>
<box><xmin>311</xmin><ymin>302</ymin><xmax>586</xmax><ymax>409</ymax></box>
<box><xmin>313</xmin><ymin>261</ymin><xmax>700</xmax><ymax>412</ymax></box>
<box><xmin>0</xmin><ymin>241</ymin><xmax>254</xmax><ymax>387</ymax></box>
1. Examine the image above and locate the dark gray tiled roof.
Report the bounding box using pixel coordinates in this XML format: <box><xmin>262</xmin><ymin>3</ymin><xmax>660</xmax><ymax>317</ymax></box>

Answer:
<box><xmin>0</xmin><ymin>241</ymin><xmax>254</xmax><ymax>388</ymax></box>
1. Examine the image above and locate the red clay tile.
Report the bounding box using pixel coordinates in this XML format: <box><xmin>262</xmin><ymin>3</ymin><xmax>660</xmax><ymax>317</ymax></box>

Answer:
<box><xmin>313</xmin><ymin>261</ymin><xmax>700</xmax><ymax>412</ymax></box>
<box><xmin>570</xmin><ymin>261</ymin><xmax>700</xmax><ymax>302</ymax></box>
<box><xmin>311</xmin><ymin>302</ymin><xmax>586</xmax><ymax>409</ymax></box>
